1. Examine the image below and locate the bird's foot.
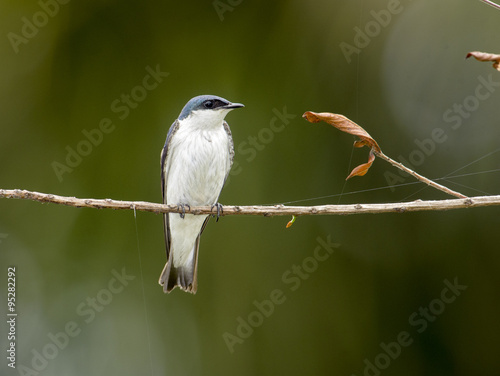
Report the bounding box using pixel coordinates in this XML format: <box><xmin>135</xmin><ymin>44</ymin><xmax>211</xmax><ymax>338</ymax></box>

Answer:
<box><xmin>211</xmin><ymin>203</ymin><xmax>223</xmax><ymax>222</ymax></box>
<box><xmin>177</xmin><ymin>203</ymin><xmax>191</xmax><ymax>219</ymax></box>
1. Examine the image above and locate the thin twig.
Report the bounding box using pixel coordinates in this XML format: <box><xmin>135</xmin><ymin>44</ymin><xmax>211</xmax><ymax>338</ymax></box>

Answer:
<box><xmin>374</xmin><ymin>151</ymin><xmax>467</xmax><ymax>199</ymax></box>
<box><xmin>479</xmin><ymin>0</ymin><xmax>500</xmax><ymax>10</ymax></box>
<box><xmin>1</xmin><ymin>189</ymin><xmax>499</xmax><ymax>217</ymax></box>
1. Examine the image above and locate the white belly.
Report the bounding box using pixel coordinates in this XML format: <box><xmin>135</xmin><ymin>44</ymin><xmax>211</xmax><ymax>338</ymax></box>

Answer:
<box><xmin>164</xmin><ymin>123</ymin><xmax>231</xmax><ymax>267</ymax></box>
<box><xmin>166</xmin><ymin>125</ymin><xmax>230</xmax><ymax>206</ymax></box>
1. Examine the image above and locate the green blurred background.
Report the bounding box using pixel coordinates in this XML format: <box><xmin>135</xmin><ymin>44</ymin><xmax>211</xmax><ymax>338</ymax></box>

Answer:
<box><xmin>1</xmin><ymin>0</ymin><xmax>499</xmax><ymax>375</ymax></box>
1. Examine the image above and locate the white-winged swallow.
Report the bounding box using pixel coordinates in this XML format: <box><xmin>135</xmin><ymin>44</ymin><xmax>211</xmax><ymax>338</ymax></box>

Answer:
<box><xmin>159</xmin><ymin>95</ymin><xmax>244</xmax><ymax>293</ymax></box>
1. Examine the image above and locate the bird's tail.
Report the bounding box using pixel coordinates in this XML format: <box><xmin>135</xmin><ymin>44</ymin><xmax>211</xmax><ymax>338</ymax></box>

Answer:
<box><xmin>158</xmin><ymin>261</ymin><xmax>198</xmax><ymax>294</ymax></box>
<box><xmin>158</xmin><ymin>236</ymin><xmax>200</xmax><ymax>294</ymax></box>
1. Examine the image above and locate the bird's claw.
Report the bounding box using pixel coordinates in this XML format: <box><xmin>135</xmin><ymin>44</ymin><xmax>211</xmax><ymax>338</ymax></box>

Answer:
<box><xmin>177</xmin><ymin>203</ymin><xmax>191</xmax><ymax>219</ymax></box>
<box><xmin>211</xmin><ymin>203</ymin><xmax>223</xmax><ymax>222</ymax></box>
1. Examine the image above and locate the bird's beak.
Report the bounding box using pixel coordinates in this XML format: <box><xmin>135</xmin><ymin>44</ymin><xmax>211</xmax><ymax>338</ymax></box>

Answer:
<box><xmin>223</xmin><ymin>102</ymin><xmax>245</xmax><ymax>110</ymax></box>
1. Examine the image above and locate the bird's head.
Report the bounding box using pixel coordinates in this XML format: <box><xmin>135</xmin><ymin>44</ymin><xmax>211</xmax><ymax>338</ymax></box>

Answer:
<box><xmin>178</xmin><ymin>95</ymin><xmax>244</xmax><ymax>128</ymax></box>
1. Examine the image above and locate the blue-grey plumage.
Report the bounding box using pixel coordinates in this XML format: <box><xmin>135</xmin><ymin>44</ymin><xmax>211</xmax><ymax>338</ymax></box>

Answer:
<box><xmin>159</xmin><ymin>95</ymin><xmax>244</xmax><ymax>293</ymax></box>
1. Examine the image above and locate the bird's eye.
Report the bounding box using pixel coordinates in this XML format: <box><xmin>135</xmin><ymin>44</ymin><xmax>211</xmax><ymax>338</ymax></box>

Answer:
<box><xmin>204</xmin><ymin>100</ymin><xmax>214</xmax><ymax>109</ymax></box>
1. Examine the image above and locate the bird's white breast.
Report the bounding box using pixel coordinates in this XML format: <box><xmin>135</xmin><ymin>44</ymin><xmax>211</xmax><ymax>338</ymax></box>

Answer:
<box><xmin>165</xmin><ymin>115</ymin><xmax>231</xmax><ymax>207</ymax></box>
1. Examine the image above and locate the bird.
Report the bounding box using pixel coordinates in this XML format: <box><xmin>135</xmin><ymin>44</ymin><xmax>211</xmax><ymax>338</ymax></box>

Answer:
<box><xmin>159</xmin><ymin>95</ymin><xmax>244</xmax><ymax>293</ymax></box>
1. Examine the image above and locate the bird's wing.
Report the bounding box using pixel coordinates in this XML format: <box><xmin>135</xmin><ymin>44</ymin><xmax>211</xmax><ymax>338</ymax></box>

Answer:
<box><xmin>198</xmin><ymin>121</ymin><xmax>234</xmax><ymax>237</ymax></box>
<box><xmin>161</xmin><ymin>119</ymin><xmax>181</xmax><ymax>259</ymax></box>
<box><xmin>222</xmin><ymin>120</ymin><xmax>235</xmax><ymax>185</ymax></box>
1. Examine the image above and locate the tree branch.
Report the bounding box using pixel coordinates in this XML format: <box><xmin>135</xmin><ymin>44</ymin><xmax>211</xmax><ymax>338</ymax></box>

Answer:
<box><xmin>1</xmin><ymin>189</ymin><xmax>499</xmax><ymax>217</ymax></box>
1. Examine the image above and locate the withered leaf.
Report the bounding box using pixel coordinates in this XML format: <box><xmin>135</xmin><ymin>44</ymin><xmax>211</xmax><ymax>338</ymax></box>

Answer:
<box><xmin>466</xmin><ymin>51</ymin><xmax>500</xmax><ymax>71</ymax></box>
<box><xmin>346</xmin><ymin>149</ymin><xmax>375</xmax><ymax>180</ymax></box>
<box><xmin>303</xmin><ymin>112</ymin><xmax>381</xmax><ymax>153</ymax></box>
<box><xmin>303</xmin><ymin>111</ymin><xmax>381</xmax><ymax>180</ymax></box>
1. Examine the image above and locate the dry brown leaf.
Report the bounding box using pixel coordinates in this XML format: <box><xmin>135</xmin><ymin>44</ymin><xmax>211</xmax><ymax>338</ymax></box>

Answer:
<box><xmin>466</xmin><ymin>51</ymin><xmax>500</xmax><ymax>71</ymax></box>
<box><xmin>303</xmin><ymin>112</ymin><xmax>381</xmax><ymax>152</ymax></box>
<box><xmin>303</xmin><ymin>111</ymin><xmax>381</xmax><ymax>180</ymax></box>
<box><xmin>346</xmin><ymin>150</ymin><xmax>375</xmax><ymax>180</ymax></box>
